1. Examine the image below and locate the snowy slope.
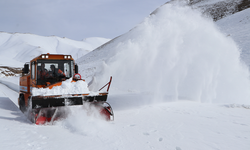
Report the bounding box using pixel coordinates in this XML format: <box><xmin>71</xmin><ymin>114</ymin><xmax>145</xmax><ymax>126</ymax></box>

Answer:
<box><xmin>185</xmin><ymin>0</ymin><xmax>250</xmax><ymax>68</ymax></box>
<box><xmin>77</xmin><ymin>3</ymin><xmax>250</xmax><ymax>104</ymax></box>
<box><xmin>0</xmin><ymin>32</ymin><xmax>110</xmax><ymax>67</ymax></box>
<box><xmin>0</xmin><ymin>1</ymin><xmax>250</xmax><ymax>150</ymax></box>
<box><xmin>216</xmin><ymin>8</ymin><xmax>250</xmax><ymax>68</ymax></box>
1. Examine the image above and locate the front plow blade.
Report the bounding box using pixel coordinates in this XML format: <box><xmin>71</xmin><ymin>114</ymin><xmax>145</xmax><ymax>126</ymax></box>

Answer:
<box><xmin>28</xmin><ymin>95</ymin><xmax>114</xmax><ymax>125</ymax></box>
<box><xmin>33</xmin><ymin>108</ymin><xmax>65</xmax><ymax>125</ymax></box>
<box><xmin>33</xmin><ymin>102</ymin><xmax>114</xmax><ymax>125</ymax></box>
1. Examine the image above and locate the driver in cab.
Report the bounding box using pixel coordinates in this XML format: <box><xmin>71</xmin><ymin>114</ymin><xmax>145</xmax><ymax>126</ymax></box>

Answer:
<box><xmin>38</xmin><ymin>63</ymin><xmax>49</xmax><ymax>80</ymax></box>
<box><xmin>49</xmin><ymin>65</ymin><xmax>65</xmax><ymax>78</ymax></box>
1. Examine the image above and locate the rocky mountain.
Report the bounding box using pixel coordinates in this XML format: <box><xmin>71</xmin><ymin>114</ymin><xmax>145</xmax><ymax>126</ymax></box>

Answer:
<box><xmin>188</xmin><ymin>0</ymin><xmax>250</xmax><ymax>21</ymax></box>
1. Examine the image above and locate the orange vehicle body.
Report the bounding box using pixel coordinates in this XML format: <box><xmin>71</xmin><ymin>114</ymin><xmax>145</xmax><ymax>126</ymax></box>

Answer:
<box><xmin>18</xmin><ymin>53</ymin><xmax>113</xmax><ymax>124</ymax></box>
<box><xmin>19</xmin><ymin>54</ymin><xmax>76</xmax><ymax>106</ymax></box>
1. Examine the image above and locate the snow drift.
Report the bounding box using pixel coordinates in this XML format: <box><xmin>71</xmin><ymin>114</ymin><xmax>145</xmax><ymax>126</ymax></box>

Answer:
<box><xmin>78</xmin><ymin>2</ymin><xmax>250</xmax><ymax>104</ymax></box>
<box><xmin>32</xmin><ymin>78</ymin><xmax>90</xmax><ymax>96</ymax></box>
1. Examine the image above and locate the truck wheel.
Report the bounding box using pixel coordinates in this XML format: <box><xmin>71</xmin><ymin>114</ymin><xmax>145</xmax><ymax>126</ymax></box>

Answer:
<box><xmin>19</xmin><ymin>95</ymin><xmax>26</xmax><ymax>112</ymax></box>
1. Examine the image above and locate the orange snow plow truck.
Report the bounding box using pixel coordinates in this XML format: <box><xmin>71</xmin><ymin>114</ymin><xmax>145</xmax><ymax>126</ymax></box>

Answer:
<box><xmin>19</xmin><ymin>53</ymin><xmax>113</xmax><ymax>125</ymax></box>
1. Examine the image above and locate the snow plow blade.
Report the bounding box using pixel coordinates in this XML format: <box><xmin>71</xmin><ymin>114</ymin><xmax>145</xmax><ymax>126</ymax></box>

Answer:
<box><xmin>28</xmin><ymin>94</ymin><xmax>114</xmax><ymax>125</ymax></box>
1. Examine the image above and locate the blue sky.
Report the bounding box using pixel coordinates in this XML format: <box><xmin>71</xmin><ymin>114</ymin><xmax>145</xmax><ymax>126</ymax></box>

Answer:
<box><xmin>0</xmin><ymin>0</ymin><xmax>169</xmax><ymax>40</ymax></box>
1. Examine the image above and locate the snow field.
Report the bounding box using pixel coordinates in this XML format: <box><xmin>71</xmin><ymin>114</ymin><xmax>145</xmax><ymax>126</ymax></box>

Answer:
<box><xmin>1</xmin><ymin>91</ymin><xmax>249</xmax><ymax>150</ymax></box>
<box><xmin>111</xmin><ymin>102</ymin><xmax>250</xmax><ymax>150</ymax></box>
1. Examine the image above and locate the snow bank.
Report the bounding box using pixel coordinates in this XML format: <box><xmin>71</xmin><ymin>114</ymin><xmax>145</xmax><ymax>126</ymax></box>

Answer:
<box><xmin>32</xmin><ymin>79</ymin><xmax>90</xmax><ymax>96</ymax></box>
<box><xmin>79</xmin><ymin>3</ymin><xmax>250</xmax><ymax>104</ymax></box>
<box><xmin>0</xmin><ymin>78</ymin><xmax>19</xmax><ymax>93</ymax></box>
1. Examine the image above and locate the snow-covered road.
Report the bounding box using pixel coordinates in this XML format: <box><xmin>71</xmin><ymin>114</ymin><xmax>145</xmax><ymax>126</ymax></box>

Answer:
<box><xmin>0</xmin><ymin>78</ymin><xmax>249</xmax><ymax>150</ymax></box>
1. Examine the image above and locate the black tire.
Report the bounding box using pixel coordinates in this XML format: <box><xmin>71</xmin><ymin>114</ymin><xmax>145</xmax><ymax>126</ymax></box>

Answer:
<box><xmin>19</xmin><ymin>94</ymin><xmax>26</xmax><ymax>112</ymax></box>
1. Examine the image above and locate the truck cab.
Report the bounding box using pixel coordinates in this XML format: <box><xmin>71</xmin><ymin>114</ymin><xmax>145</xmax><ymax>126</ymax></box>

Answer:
<box><xmin>22</xmin><ymin>54</ymin><xmax>76</xmax><ymax>88</ymax></box>
<box><xmin>19</xmin><ymin>54</ymin><xmax>78</xmax><ymax>109</ymax></box>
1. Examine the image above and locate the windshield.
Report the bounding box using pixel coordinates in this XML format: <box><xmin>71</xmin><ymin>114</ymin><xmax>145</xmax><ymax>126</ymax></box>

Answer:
<box><xmin>37</xmin><ymin>60</ymin><xmax>73</xmax><ymax>85</ymax></box>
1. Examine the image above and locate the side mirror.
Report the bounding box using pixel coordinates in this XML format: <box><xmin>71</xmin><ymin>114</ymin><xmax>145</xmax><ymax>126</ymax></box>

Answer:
<box><xmin>22</xmin><ymin>64</ymin><xmax>29</xmax><ymax>74</ymax></box>
<box><xmin>75</xmin><ymin>64</ymin><xmax>78</xmax><ymax>74</ymax></box>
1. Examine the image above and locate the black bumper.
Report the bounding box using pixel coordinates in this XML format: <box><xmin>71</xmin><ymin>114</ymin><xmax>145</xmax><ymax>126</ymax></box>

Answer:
<box><xmin>31</xmin><ymin>95</ymin><xmax>108</xmax><ymax>109</ymax></box>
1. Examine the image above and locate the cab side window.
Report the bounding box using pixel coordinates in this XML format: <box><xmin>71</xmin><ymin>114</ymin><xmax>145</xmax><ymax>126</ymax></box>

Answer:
<box><xmin>31</xmin><ymin>62</ymin><xmax>35</xmax><ymax>79</ymax></box>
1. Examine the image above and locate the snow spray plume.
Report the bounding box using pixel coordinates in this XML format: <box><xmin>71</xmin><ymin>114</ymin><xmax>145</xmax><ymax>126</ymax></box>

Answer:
<box><xmin>83</xmin><ymin>3</ymin><xmax>250</xmax><ymax>104</ymax></box>
<box><xmin>55</xmin><ymin>104</ymin><xmax>110</xmax><ymax>136</ymax></box>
